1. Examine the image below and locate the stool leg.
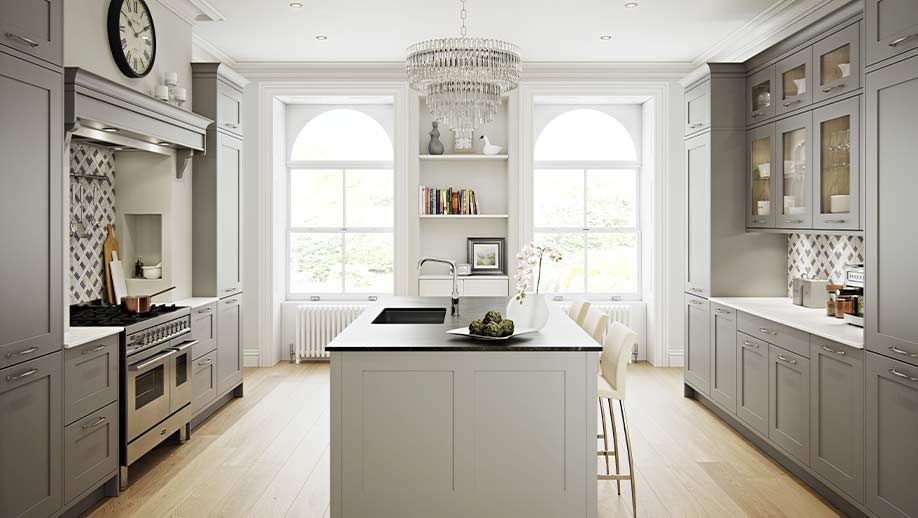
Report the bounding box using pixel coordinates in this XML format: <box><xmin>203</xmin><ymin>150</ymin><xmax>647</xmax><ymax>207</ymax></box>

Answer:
<box><xmin>619</xmin><ymin>399</ymin><xmax>636</xmax><ymax>517</ymax></box>
<box><xmin>608</xmin><ymin>398</ymin><xmax>621</xmax><ymax>495</ymax></box>
<box><xmin>599</xmin><ymin>398</ymin><xmax>610</xmax><ymax>476</ymax></box>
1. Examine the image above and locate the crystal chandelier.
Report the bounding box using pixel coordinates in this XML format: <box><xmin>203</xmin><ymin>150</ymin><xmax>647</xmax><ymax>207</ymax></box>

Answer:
<box><xmin>406</xmin><ymin>0</ymin><xmax>521</xmax><ymax>151</ymax></box>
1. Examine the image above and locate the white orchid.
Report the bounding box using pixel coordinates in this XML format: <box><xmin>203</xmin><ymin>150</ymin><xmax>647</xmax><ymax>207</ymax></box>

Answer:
<box><xmin>514</xmin><ymin>242</ymin><xmax>563</xmax><ymax>303</ymax></box>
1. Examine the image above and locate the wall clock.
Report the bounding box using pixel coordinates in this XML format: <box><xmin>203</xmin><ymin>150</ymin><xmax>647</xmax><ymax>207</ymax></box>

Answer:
<box><xmin>107</xmin><ymin>0</ymin><xmax>157</xmax><ymax>78</ymax></box>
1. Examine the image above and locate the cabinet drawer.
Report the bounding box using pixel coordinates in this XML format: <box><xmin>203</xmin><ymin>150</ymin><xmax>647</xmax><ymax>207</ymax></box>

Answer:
<box><xmin>192</xmin><ymin>350</ymin><xmax>218</xmax><ymax>416</ymax></box>
<box><xmin>217</xmin><ymin>82</ymin><xmax>243</xmax><ymax>136</ymax></box>
<box><xmin>64</xmin><ymin>335</ymin><xmax>118</xmax><ymax>425</ymax></box>
<box><xmin>191</xmin><ymin>303</ymin><xmax>217</xmax><ymax>359</ymax></box>
<box><xmin>64</xmin><ymin>401</ymin><xmax>117</xmax><ymax>504</ymax></box>
<box><xmin>462</xmin><ymin>278</ymin><xmax>509</xmax><ymax>297</ymax></box>
<box><xmin>0</xmin><ymin>0</ymin><xmax>63</xmax><ymax>66</ymax></box>
<box><xmin>684</xmin><ymin>80</ymin><xmax>711</xmax><ymax>135</ymax></box>
<box><xmin>738</xmin><ymin>312</ymin><xmax>810</xmax><ymax>357</ymax></box>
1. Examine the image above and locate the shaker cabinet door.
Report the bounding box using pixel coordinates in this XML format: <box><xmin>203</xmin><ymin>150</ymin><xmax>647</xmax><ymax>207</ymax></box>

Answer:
<box><xmin>813</xmin><ymin>97</ymin><xmax>860</xmax><ymax>230</ymax></box>
<box><xmin>747</xmin><ymin>124</ymin><xmax>776</xmax><ymax>228</ymax></box>
<box><xmin>0</xmin><ymin>0</ymin><xmax>63</xmax><ymax>66</ymax></box>
<box><xmin>216</xmin><ymin>294</ymin><xmax>243</xmax><ymax>395</ymax></box>
<box><xmin>775</xmin><ymin>112</ymin><xmax>813</xmax><ymax>230</ymax></box>
<box><xmin>768</xmin><ymin>345</ymin><xmax>810</xmax><ymax>464</ymax></box>
<box><xmin>866</xmin><ymin>0</ymin><xmax>918</xmax><ymax>67</ymax></box>
<box><xmin>684</xmin><ymin>80</ymin><xmax>711</xmax><ymax>135</ymax></box>
<box><xmin>748</xmin><ymin>66</ymin><xmax>776</xmax><ymax>124</ymax></box>
<box><xmin>775</xmin><ymin>48</ymin><xmax>813</xmax><ymax>115</ymax></box>
<box><xmin>813</xmin><ymin>23</ymin><xmax>860</xmax><ymax>102</ymax></box>
<box><xmin>684</xmin><ymin>294</ymin><xmax>711</xmax><ymax>396</ymax></box>
<box><xmin>737</xmin><ymin>333</ymin><xmax>769</xmax><ymax>437</ymax></box>
<box><xmin>710</xmin><ymin>304</ymin><xmax>737</xmax><ymax>414</ymax></box>
<box><xmin>217</xmin><ymin>133</ymin><xmax>243</xmax><ymax>298</ymax></box>
<box><xmin>684</xmin><ymin>133</ymin><xmax>711</xmax><ymax>297</ymax></box>
<box><xmin>191</xmin><ymin>303</ymin><xmax>217</xmax><ymax>360</ymax></box>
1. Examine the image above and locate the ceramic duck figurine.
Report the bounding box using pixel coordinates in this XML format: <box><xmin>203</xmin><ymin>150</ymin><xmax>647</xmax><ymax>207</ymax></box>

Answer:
<box><xmin>480</xmin><ymin>135</ymin><xmax>504</xmax><ymax>155</ymax></box>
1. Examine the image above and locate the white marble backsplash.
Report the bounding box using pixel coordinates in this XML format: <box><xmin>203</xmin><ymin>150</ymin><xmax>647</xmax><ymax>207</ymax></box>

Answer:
<box><xmin>70</xmin><ymin>143</ymin><xmax>116</xmax><ymax>304</ymax></box>
<box><xmin>787</xmin><ymin>233</ymin><xmax>864</xmax><ymax>295</ymax></box>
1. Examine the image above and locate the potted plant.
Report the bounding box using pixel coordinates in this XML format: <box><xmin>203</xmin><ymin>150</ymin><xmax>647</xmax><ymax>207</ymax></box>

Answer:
<box><xmin>506</xmin><ymin>243</ymin><xmax>562</xmax><ymax>330</ymax></box>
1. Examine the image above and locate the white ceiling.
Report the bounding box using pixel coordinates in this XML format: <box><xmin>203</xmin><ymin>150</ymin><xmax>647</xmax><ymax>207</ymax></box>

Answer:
<box><xmin>191</xmin><ymin>0</ymin><xmax>780</xmax><ymax>64</ymax></box>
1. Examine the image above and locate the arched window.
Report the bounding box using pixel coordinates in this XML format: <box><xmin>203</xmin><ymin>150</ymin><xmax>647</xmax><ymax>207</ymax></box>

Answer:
<box><xmin>531</xmin><ymin>106</ymin><xmax>641</xmax><ymax>297</ymax></box>
<box><xmin>287</xmin><ymin>107</ymin><xmax>394</xmax><ymax>296</ymax></box>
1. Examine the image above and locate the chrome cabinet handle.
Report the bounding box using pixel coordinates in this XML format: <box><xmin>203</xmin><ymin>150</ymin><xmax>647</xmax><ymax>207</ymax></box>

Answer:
<box><xmin>5</xmin><ymin>346</ymin><xmax>39</xmax><ymax>359</ymax></box>
<box><xmin>81</xmin><ymin>416</ymin><xmax>108</xmax><ymax>430</ymax></box>
<box><xmin>784</xmin><ymin>219</ymin><xmax>803</xmax><ymax>224</ymax></box>
<box><xmin>889</xmin><ymin>346</ymin><xmax>918</xmax><ymax>359</ymax></box>
<box><xmin>224</xmin><ymin>288</ymin><xmax>235</xmax><ymax>293</ymax></box>
<box><xmin>5</xmin><ymin>32</ymin><xmax>40</xmax><ymax>47</ymax></box>
<box><xmin>889</xmin><ymin>33</ymin><xmax>918</xmax><ymax>47</ymax></box>
<box><xmin>742</xmin><ymin>340</ymin><xmax>759</xmax><ymax>348</ymax></box>
<box><xmin>225</xmin><ymin>122</ymin><xmax>240</xmax><ymax>128</ymax></box>
<box><xmin>821</xmin><ymin>84</ymin><xmax>845</xmax><ymax>93</ymax></box>
<box><xmin>777</xmin><ymin>354</ymin><xmax>797</xmax><ymax>365</ymax></box>
<box><xmin>689</xmin><ymin>300</ymin><xmax>704</xmax><ymax>306</ymax></box>
<box><xmin>128</xmin><ymin>350</ymin><xmax>176</xmax><ymax>372</ymax></box>
<box><xmin>689</xmin><ymin>123</ymin><xmax>703</xmax><ymax>128</ymax></box>
<box><xmin>197</xmin><ymin>358</ymin><xmax>213</xmax><ymax>366</ymax></box>
<box><xmin>751</xmin><ymin>112</ymin><xmax>763</xmax><ymax>118</ymax></box>
<box><xmin>170</xmin><ymin>340</ymin><xmax>199</xmax><ymax>353</ymax></box>
<box><xmin>821</xmin><ymin>345</ymin><xmax>846</xmax><ymax>356</ymax></box>
<box><xmin>753</xmin><ymin>218</ymin><xmax>767</xmax><ymax>224</ymax></box>
<box><xmin>715</xmin><ymin>308</ymin><xmax>731</xmax><ymax>314</ymax></box>
<box><xmin>5</xmin><ymin>368</ymin><xmax>38</xmax><ymax>382</ymax></box>
<box><xmin>824</xmin><ymin>219</ymin><xmax>847</xmax><ymax>224</ymax></box>
<box><xmin>689</xmin><ymin>287</ymin><xmax>704</xmax><ymax>293</ymax></box>
<box><xmin>782</xmin><ymin>100</ymin><xmax>801</xmax><ymax>107</ymax></box>
<box><xmin>889</xmin><ymin>369</ymin><xmax>918</xmax><ymax>382</ymax></box>
<box><xmin>197</xmin><ymin>308</ymin><xmax>213</xmax><ymax>314</ymax></box>
<box><xmin>82</xmin><ymin>344</ymin><xmax>107</xmax><ymax>355</ymax></box>
<box><xmin>225</xmin><ymin>299</ymin><xmax>239</xmax><ymax>305</ymax></box>
<box><xmin>759</xmin><ymin>327</ymin><xmax>777</xmax><ymax>336</ymax></box>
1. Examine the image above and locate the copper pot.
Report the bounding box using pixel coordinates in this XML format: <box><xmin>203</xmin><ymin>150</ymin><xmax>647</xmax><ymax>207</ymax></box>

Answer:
<box><xmin>121</xmin><ymin>286</ymin><xmax>176</xmax><ymax>313</ymax></box>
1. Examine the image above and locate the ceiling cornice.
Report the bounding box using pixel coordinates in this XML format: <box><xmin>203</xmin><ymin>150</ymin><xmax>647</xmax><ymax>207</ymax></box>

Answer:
<box><xmin>192</xmin><ymin>33</ymin><xmax>237</xmax><ymax>66</ymax></box>
<box><xmin>155</xmin><ymin>0</ymin><xmax>225</xmax><ymax>25</ymax></box>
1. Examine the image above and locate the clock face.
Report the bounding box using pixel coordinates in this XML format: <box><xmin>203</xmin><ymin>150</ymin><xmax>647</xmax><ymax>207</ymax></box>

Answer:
<box><xmin>108</xmin><ymin>0</ymin><xmax>156</xmax><ymax>78</ymax></box>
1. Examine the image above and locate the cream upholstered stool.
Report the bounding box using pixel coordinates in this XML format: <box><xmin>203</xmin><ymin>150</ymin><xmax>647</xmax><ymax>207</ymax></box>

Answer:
<box><xmin>566</xmin><ymin>300</ymin><xmax>591</xmax><ymax>326</ymax></box>
<box><xmin>596</xmin><ymin>322</ymin><xmax>638</xmax><ymax>515</ymax></box>
<box><xmin>580</xmin><ymin>307</ymin><xmax>609</xmax><ymax>344</ymax></box>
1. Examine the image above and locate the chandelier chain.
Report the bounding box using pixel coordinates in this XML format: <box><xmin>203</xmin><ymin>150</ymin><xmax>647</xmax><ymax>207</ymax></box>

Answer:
<box><xmin>460</xmin><ymin>0</ymin><xmax>467</xmax><ymax>37</ymax></box>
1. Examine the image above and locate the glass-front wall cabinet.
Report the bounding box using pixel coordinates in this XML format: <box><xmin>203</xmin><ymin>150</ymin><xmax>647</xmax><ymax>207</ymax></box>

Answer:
<box><xmin>777</xmin><ymin>49</ymin><xmax>812</xmax><ymax>115</ymax></box>
<box><xmin>814</xmin><ymin>24</ymin><xmax>860</xmax><ymax>103</ymax></box>
<box><xmin>748</xmin><ymin>124</ymin><xmax>775</xmax><ymax>228</ymax></box>
<box><xmin>776</xmin><ymin>112</ymin><xmax>813</xmax><ymax>229</ymax></box>
<box><xmin>748</xmin><ymin>66</ymin><xmax>776</xmax><ymax>124</ymax></box>
<box><xmin>814</xmin><ymin>97</ymin><xmax>860</xmax><ymax>229</ymax></box>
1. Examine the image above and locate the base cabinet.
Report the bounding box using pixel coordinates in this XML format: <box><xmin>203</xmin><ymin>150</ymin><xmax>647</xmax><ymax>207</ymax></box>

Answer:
<box><xmin>710</xmin><ymin>304</ymin><xmax>737</xmax><ymax>413</ymax></box>
<box><xmin>736</xmin><ymin>333</ymin><xmax>769</xmax><ymax>436</ymax></box>
<box><xmin>63</xmin><ymin>402</ymin><xmax>118</xmax><ymax>504</ymax></box>
<box><xmin>768</xmin><ymin>345</ymin><xmax>810</xmax><ymax>464</ymax></box>
<box><xmin>684</xmin><ymin>294</ymin><xmax>711</xmax><ymax>395</ymax></box>
<box><xmin>0</xmin><ymin>352</ymin><xmax>62</xmax><ymax>518</ymax></box>
<box><xmin>866</xmin><ymin>352</ymin><xmax>918</xmax><ymax>518</ymax></box>
<box><xmin>192</xmin><ymin>350</ymin><xmax>218</xmax><ymax>416</ymax></box>
<box><xmin>216</xmin><ymin>294</ymin><xmax>243</xmax><ymax>396</ymax></box>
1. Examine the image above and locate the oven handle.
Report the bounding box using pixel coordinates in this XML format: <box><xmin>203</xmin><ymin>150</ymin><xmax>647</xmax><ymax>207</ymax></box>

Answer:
<box><xmin>169</xmin><ymin>340</ymin><xmax>199</xmax><ymax>353</ymax></box>
<box><xmin>128</xmin><ymin>349</ymin><xmax>176</xmax><ymax>372</ymax></box>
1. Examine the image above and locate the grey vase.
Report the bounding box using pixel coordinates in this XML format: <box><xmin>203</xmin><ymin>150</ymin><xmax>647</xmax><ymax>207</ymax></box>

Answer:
<box><xmin>428</xmin><ymin>122</ymin><xmax>444</xmax><ymax>155</ymax></box>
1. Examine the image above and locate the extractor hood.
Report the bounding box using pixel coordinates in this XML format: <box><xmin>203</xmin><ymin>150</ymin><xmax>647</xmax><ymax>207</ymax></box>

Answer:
<box><xmin>64</xmin><ymin>68</ymin><xmax>212</xmax><ymax>178</ymax></box>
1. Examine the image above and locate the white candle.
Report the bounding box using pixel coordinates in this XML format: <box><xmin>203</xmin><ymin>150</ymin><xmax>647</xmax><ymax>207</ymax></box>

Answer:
<box><xmin>154</xmin><ymin>85</ymin><xmax>169</xmax><ymax>101</ymax></box>
<box><xmin>173</xmin><ymin>87</ymin><xmax>187</xmax><ymax>102</ymax></box>
<box><xmin>164</xmin><ymin>71</ymin><xmax>178</xmax><ymax>86</ymax></box>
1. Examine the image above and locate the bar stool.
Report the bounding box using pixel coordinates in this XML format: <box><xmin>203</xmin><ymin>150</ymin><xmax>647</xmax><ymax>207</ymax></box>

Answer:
<box><xmin>566</xmin><ymin>299</ymin><xmax>591</xmax><ymax>326</ymax></box>
<box><xmin>580</xmin><ymin>307</ymin><xmax>609</xmax><ymax>344</ymax></box>
<box><xmin>597</xmin><ymin>322</ymin><xmax>638</xmax><ymax>515</ymax></box>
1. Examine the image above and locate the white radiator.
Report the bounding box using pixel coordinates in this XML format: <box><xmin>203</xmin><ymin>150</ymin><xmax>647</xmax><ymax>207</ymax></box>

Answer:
<box><xmin>293</xmin><ymin>305</ymin><xmax>367</xmax><ymax>362</ymax></box>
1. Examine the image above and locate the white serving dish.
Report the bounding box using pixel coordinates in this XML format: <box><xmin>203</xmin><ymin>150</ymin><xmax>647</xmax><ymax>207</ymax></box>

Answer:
<box><xmin>446</xmin><ymin>326</ymin><xmax>537</xmax><ymax>341</ymax></box>
<box><xmin>757</xmin><ymin>163</ymin><xmax>770</xmax><ymax>178</ymax></box>
<box><xmin>142</xmin><ymin>265</ymin><xmax>162</xmax><ymax>279</ymax></box>
<box><xmin>831</xmin><ymin>194</ymin><xmax>850</xmax><ymax>213</ymax></box>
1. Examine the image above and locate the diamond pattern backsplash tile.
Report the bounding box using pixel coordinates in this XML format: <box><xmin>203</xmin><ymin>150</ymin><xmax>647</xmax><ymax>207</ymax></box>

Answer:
<box><xmin>70</xmin><ymin>143</ymin><xmax>116</xmax><ymax>304</ymax></box>
<box><xmin>787</xmin><ymin>233</ymin><xmax>864</xmax><ymax>295</ymax></box>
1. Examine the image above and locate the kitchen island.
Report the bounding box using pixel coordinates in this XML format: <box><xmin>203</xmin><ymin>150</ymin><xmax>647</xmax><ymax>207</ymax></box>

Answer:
<box><xmin>327</xmin><ymin>297</ymin><xmax>601</xmax><ymax>518</ymax></box>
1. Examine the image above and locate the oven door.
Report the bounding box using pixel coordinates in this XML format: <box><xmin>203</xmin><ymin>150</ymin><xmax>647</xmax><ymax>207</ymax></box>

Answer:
<box><xmin>126</xmin><ymin>347</ymin><xmax>175</xmax><ymax>442</ymax></box>
<box><xmin>168</xmin><ymin>340</ymin><xmax>197</xmax><ymax>414</ymax></box>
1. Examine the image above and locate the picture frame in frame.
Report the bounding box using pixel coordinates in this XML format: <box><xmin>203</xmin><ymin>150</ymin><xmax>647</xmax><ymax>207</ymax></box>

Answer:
<box><xmin>467</xmin><ymin>237</ymin><xmax>506</xmax><ymax>275</ymax></box>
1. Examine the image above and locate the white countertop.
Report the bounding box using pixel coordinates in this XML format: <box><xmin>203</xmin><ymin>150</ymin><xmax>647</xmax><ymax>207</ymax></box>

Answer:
<box><xmin>172</xmin><ymin>297</ymin><xmax>218</xmax><ymax>309</ymax></box>
<box><xmin>64</xmin><ymin>327</ymin><xmax>123</xmax><ymax>349</ymax></box>
<box><xmin>709</xmin><ymin>297</ymin><xmax>864</xmax><ymax>349</ymax></box>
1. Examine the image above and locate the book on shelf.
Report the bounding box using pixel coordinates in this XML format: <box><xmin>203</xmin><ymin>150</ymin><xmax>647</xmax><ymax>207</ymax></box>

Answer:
<box><xmin>419</xmin><ymin>186</ymin><xmax>480</xmax><ymax>215</ymax></box>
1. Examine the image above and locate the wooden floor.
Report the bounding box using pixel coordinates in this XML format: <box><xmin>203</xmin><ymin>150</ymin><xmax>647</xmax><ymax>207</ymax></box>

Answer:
<box><xmin>84</xmin><ymin>362</ymin><xmax>841</xmax><ymax>518</ymax></box>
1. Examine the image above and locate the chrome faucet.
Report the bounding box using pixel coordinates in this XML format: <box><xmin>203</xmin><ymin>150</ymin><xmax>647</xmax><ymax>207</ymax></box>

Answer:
<box><xmin>418</xmin><ymin>257</ymin><xmax>460</xmax><ymax>317</ymax></box>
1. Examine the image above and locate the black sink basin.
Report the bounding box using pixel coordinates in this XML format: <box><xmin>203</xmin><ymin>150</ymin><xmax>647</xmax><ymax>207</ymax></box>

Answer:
<box><xmin>372</xmin><ymin>307</ymin><xmax>447</xmax><ymax>324</ymax></box>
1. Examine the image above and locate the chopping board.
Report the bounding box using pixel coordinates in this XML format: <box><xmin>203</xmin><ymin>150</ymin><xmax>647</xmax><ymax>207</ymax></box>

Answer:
<box><xmin>110</xmin><ymin>250</ymin><xmax>128</xmax><ymax>304</ymax></box>
<box><xmin>102</xmin><ymin>224</ymin><xmax>120</xmax><ymax>304</ymax></box>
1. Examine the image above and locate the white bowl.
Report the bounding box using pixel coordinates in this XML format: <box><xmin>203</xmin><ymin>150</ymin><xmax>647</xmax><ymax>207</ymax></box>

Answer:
<box><xmin>838</xmin><ymin>63</ymin><xmax>851</xmax><ymax>78</ymax></box>
<box><xmin>142</xmin><ymin>266</ymin><xmax>162</xmax><ymax>279</ymax></box>
<box><xmin>831</xmin><ymin>194</ymin><xmax>850</xmax><ymax>213</ymax></box>
<box><xmin>757</xmin><ymin>163</ymin><xmax>770</xmax><ymax>178</ymax></box>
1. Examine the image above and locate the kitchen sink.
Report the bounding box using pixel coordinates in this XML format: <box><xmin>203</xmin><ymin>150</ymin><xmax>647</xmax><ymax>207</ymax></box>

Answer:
<box><xmin>372</xmin><ymin>307</ymin><xmax>447</xmax><ymax>324</ymax></box>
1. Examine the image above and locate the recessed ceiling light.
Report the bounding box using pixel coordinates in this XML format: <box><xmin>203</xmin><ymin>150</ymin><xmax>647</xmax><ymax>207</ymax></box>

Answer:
<box><xmin>289</xmin><ymin>1</ymin><xmax>303</xmax><ymax>7</ymax></box>
<box><xmin>102</xmin><ymin>127</ymin><xmax>119</xmax><ymax>132</ymax></box>
<box><xmin>624</xmin><ymin>2</ymin><xmax>639</xmax><ymax>7</ymax></box>
<box><xmin>600</xmin><ymin>35</ymin><xmax>613</xmax><ymax>41</ymax></box>
<box><xmin>113</xmin><ymin>147</ymin><xmax>124</xmax><ymax>151</ymax></box>
<box><xmin>315</xmin><ymin>35</ymin><xmax>328</xmax><ymax>40</ymax></box>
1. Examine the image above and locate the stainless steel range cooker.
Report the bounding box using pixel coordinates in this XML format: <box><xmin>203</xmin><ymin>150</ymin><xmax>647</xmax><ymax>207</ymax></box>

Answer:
<box><xmin>70</xmin><ymin>304</ymin><xmax>197</xmax><ymax>490</ymax></box>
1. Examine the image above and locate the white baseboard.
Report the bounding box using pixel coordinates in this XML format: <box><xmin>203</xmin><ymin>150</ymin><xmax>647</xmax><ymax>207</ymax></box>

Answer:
<box><xmin>668</xmin><ymin>349</ymin><xmax>684</xmax><ymax>367</ymax></box>
<box><xmin>243</xmin><ymin>350</ymin><xmax>260</xmax><ymax>368</ymax></box>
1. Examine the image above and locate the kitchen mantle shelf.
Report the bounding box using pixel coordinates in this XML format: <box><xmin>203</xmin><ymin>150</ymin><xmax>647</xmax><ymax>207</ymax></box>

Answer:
<box><xmin>419</xmin><ymin>154</ymin><xmax>508</xmax><ymax>161</ymax></box>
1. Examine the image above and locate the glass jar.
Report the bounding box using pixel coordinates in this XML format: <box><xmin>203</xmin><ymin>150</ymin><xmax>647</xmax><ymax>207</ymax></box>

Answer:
<box><xmin>826</xmin><ymin>284</ymin><xmax>842</xmax><ymax>316</ymax></box>
<box><xmin>835</xmin><ymin>295</ymin><xmax>853</xmax><ymax>318</ymax></box>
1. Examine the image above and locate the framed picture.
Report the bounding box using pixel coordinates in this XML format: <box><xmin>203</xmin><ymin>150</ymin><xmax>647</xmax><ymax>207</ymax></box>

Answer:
<box><xmin>467</xmin><ymin>237</ymin><xmax>505</xmax><ymax>275</ymax></box>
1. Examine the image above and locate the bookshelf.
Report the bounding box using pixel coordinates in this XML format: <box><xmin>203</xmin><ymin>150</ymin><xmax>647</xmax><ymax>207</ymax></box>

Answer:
<box><xmin>419</xmin><ymin>214</ymin><xmax>509</xmax><ymax>219</ymax></box>
<box><xmin>419</xmin><ymin>154</ymin><xmax>509</xmax><ymax>161</ymax></box>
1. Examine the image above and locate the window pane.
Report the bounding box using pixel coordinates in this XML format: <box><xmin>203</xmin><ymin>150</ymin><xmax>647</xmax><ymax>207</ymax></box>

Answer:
<box><xmin>290</xmin><ymin>109</ymin><xmax>393</xmax><ymax>161</ymax></box>
<box><xmin>290</xmin><ymin>170</ymin><xmax>342</xmax><ymax>227</ymax></box>
<box><xmin>533</xmin><ymin>232</ymin><xmax>586</xmax><ymax>293</ymax></box>
<box><xmin>587</xmin><ymin>233</ymin><xmax>638</xmax><ymax>293</ymax></box>
<box><xmin>534</xmin><ymin>109</ymin><xmax>637</xmax><ymax>161</ymax></box>
<box><xmin>534</xmin><ymin>170</ymin><xmax>584</xmax><ymax>227</ymax></box>
<box><xmin>345</xmin><ymin>170</ymin><xmax>393</xmax><ymax>227</ymax></box>
<box><xmin>345</xmin><ymin>233</ymin><xmax>394</xmax><ymax>293</ymax></box>
<box><xmin>587</xmin><ymin>169</ymin><xmax>637</xmax><ymax>228</ymax></box>
<box><xmin>289</xmin><ymin>233</ymin><xmax>342</xmax><ymax>293</ymax></box>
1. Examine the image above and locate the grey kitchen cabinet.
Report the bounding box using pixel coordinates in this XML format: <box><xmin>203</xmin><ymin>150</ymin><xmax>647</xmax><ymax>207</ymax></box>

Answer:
<box><xmin>813</xmin><ymin>23</ymin><xmax>861</xmax><ymax>103</ymax></box>
<box><xmin>192</xmin><ymin>350</ymin><xmax>218</xmax><ymax>416</ymax></box>
<box><xmin>63</xmin><ymin>402</ymin><xmax>118</xmax><ymax>504</ymax></box>
<box><xmin>192</xmin><ymin>63</ymin><xmax>247</xmax><ymax>138</ymax></box>
<box><xmin>810</xmin><ymin>338</ymin><xmax>864</xmax><ymax>502</ymax></box>
<box><xmin>63</xmin><ymin>336</ymin><xmax>118</xmax><ymax>425</ymax></box>
<box><xmin>0</xmin><ymin>0</ymin><xmax>63</xmax><ymax>67</ymax></box>
<box><xmin>747</xmin><ymin>123</ymin><xmax>776</xmax><ymax>228</ymax></box>
<box><xmin>775</xmin><ymin>112</ymin><xmax>814</xmax><ymax>230</ymax></box>
<box><xmin>813</xmin><ymin>96</ymin><xmax>861</xmax><ymax>230</ymax></box>
<box><xmin>736</xmin><ymin>332</ymin><xmax>769</xmax><ymax>437</ymax></box>
<box><xmin>775</xmin><ymin>48</ymin><xmax>813</xmax><ymax>116</ymax></box>
<box><xmin>0</xmin><ymin>352</ymin><xmax>62</xmax><ymax>518</ymax></box>
<box><xmin>866</xmin><ymin>352</ymin><xmax>918</xmax><ymax>518</ymax></box>
<box><xmin>684</xmin><ymin>64</ymin><xmax>747</xmax><ymax>137</ymax></box>
<box><xmin>685</xmin><ymin>133</ymin><xmax>711</xmax><ymax>298</ymax></box>
<box><xmin>865</xmin><ymin>0</ymin><xmax>918</xmax><ymax>67</ymax></box>
<box><xmin>738</xmin><ymin>311</ymin><xmax>811</xmax><ymax>359</ymax></box>
<box><xmin>684</xmin><ymin>80</ymin><xmax>710</xmax><ymax>135</ymax></box>
<box><xmin>748</xmin><ymin>65</ymin><xmax>776</xmax><ymax>124</ymax></box>
<box><xmin>866</xmin><ymin>55</ymin><xmax>918</xmax><ymax>367</ymax></box>
<box><xmin>217</xmin><ymin>82</ymin><xmax>244</xmax><ymax>137</ymax></box>
<box><xmin>0</xmin><ymin>51</ymin><xmax>62</xmax><ymax>370</ymax></box>
<box><xmin>768</xmin><ymin>344</ymin><xmax>810</xmax><ymax>465</ymax></box>
<box><xmin>191</xmin><ymin>303</ymin><xmax>217</xmax><ymax>360</ymax></box>
<box><xmin>217</xmin><ymin>294</ymin><xmax>244</xmax><ymax>396</ymax></box>
<box><xmin>709</xmin><ymin>303</ymin><xmax>737</xmax><ymax>414</ymax></box>
<box><xmin>684</xmin><ymin>294</ymin><xmax>711</xmax><ymax>395</ymax></box>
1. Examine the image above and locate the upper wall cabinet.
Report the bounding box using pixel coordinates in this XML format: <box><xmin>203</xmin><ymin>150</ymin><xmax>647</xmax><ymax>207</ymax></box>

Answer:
<box><xmin>814</xmin><ymin>23</ymin><xmax>861</xmax><ymax>102</ymax></box>
<box><xmin>813</xmin><ymin>97</ymin><xmax>860</xmax><ymax>230</ymax></box>
<box><xmin>684</xmin><ymin>80</ymin><xmax>711</xmax><ymax>135</ymax></box>
<box><xmin>0</xmin><ymin>0</ymin><xmax>62</xmax><ymax>67</ymax></box>
<box><xmin>192</xmin><ymin>63</ymin><xmax>247</xmax><ymax>138</ymax></box>
<box><xmin>775</xmin><ymin>112</ymin><xmax>813</xmax><ymax>230</ymax></box>
<box><xmin>747</xmin><ymin>123</ymin><xmax>776</xmax><ymax>229</ymax></box>
<box><xmin>748</xmin><ymin>66</ymin><xmax>776</xmax><ymax>124</ymax></box>
<box><xmin>865</xmin><ymin>0</ymin><xmax>918</xmax><ymax>67</ymax></box>
<box><xmin>776</xmin><ymin>49</ymin><xmax>812</xmax><ymax>116</ymax></box>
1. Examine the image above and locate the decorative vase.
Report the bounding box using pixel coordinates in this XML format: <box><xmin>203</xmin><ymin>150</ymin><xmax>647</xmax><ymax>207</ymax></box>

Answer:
<box><xmin>506</xmin><ymin>293</ymin><xmax>550</xmax><ymax>331</ymax></box>
<box><xmin>428</xmin><ymin>122</ymin><xmax>444</xmax><ymax>155</ymax></box>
